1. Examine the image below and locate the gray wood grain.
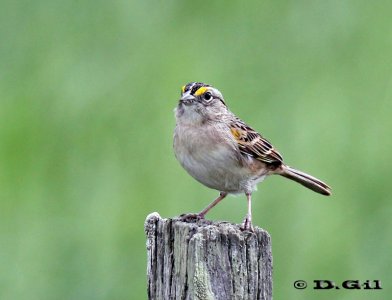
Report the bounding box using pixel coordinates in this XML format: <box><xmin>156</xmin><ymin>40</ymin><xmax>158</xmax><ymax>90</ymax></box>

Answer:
<box><xmin>145</xmin><ymin>212</ymin><xmax>272</xmax><ymax>300</ymax></box>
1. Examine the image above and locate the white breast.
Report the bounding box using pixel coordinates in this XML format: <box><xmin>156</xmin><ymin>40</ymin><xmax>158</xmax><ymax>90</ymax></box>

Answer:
<box><xmin>174</xmin><ymin>123</ymin><xmax>262</xmax><ymax>193</ymax></box>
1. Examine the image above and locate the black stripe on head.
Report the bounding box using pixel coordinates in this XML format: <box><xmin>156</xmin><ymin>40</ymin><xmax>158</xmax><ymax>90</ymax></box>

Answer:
<box><xmin>183</xmin><ymin>82</ymin><xmax>195</xmax><ymax>94</ymax></box>
<box><xmin>187</xmin><ymin>82</ymin><xmax>211</xmax><ymax>95</ymax></box>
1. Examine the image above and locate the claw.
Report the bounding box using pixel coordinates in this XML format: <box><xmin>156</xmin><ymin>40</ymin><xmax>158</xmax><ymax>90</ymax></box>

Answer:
<box><xmin>178</xmin><ymin>213</ymin><xmax>203</xmax><ymax>222</ymax></box>
<box><xmin>241</xmin><ymin>215</ymin><xmax>254</xmax><ymax>232</ymax></box>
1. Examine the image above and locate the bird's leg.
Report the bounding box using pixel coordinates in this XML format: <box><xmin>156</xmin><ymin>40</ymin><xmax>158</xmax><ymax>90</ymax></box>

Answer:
<box><xmin>241</xmin><ymin>192</ymin><xmax>254</xmax><ymax>231</ymax></box>
<box><xmin>198</xmin><ymin>192</ymin><xmax>228</xmax><ymax>219</ymax></box>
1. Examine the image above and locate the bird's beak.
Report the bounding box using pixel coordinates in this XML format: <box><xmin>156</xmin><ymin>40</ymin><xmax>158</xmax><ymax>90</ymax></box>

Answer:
<box><xmin>179</xmin><ymin>92</ymin><xmax>195</xmax><ymax>105</ymax></box>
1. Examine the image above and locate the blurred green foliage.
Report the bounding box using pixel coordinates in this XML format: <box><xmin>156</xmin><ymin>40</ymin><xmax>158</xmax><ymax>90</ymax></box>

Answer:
<box><xmin>1</xmin><ymin>1</ymin><xmax>391</xmax><ymax>299</ymax></box>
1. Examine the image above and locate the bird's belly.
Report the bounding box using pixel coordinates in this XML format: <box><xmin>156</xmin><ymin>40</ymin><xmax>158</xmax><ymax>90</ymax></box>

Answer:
<box><xmin>181</xmin><ymin>149</ymin><xmax>244</xmax><ymax>192</ymax></box>
<box><xmin>174</xmin><ymin>128</ymin><xmax>261</xmax><ymax>193</ymax></box>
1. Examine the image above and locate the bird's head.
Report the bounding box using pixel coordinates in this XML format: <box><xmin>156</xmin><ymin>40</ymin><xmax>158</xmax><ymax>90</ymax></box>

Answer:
<box><xmin>175</xmin><ymin>82</ymin><xmax>228</xmax><ymax>124</ymax></box>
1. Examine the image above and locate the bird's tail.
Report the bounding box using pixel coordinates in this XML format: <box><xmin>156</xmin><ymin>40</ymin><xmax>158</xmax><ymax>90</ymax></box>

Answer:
<box><xmin>279</xmin><ymin>165</ymin><xmax>331</xmax><ymax>196</ymax></box>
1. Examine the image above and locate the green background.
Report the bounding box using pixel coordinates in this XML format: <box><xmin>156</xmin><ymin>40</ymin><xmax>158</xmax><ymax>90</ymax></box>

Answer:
<box><xmin>1</xmin><ymin>1</ymin><xmax>391</xmax><ymax>299</ymax></box>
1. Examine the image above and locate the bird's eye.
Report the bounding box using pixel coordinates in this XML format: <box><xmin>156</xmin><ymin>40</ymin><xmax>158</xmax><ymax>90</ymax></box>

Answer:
<box><xmin>204</xmin><ymin>92</ymin><xmax>212</xmax><ymax>101</ymax></box>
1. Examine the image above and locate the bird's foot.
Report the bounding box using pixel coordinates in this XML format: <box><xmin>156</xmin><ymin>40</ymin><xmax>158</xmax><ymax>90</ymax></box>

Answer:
<box><xmin>241</xmin><ymin>216</ymin><xmax>254</xmax><ymax>232</ymax></box>
<box><xmin>178</xmin><ymin>213</ymin><xmax>205</xmax><ymax>222</ymax></box>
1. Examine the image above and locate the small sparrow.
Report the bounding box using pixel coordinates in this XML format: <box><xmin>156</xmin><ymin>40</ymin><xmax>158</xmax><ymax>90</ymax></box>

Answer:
<box><xmin>173</xmin><ymin>82</ymin><xmax>331</xmax><ymax>230</ymax></box>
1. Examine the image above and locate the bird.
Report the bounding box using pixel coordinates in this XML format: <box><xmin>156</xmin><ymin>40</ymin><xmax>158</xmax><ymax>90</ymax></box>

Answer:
<box><xmin>173</xmin><ymin>82</ymin><xmax>331</xmax><ymax>231</ymax></box>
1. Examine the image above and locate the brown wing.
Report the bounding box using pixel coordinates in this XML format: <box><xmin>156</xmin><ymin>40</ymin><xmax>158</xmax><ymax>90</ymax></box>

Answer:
<box><xmin>230</xmin><ymin>118</ymin><xmax>283</xmax><ymax>166</ymax></box>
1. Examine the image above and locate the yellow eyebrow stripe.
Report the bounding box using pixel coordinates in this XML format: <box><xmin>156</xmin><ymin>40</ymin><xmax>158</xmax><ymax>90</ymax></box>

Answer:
<box><xmin>194</xmin><ymin>87</ymin><xmax>208</xmax><ymax>96</ymax></box>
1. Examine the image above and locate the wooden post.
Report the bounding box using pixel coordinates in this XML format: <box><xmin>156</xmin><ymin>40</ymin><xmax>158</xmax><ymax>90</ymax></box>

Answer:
<box><xmin>145</xmin><ymin>212</ymin><xmax>273</xmax><ymax>300</ymax></box>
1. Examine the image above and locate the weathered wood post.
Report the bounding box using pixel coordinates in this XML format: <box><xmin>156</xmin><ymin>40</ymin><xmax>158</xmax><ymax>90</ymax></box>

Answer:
<box><xmin>145</xmin><ymin>212</ymin><xmax>273</xmax><ymax>300</ymax></box>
